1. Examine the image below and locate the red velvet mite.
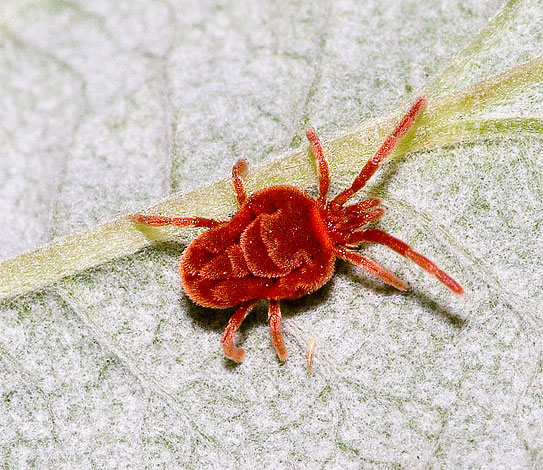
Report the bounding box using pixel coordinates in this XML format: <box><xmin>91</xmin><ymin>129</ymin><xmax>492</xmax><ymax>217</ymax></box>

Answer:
<box><xmin>132</xmin><ymin>97</ymin><xmax>463</xmax><ymax>363</ymax></box>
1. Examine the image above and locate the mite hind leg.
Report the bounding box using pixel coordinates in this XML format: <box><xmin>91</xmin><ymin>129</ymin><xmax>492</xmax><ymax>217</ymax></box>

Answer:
<box><xmin>221</xmin><ymin>300</ymin><xmax>259</xmax><ymax>363</ymax></box>
<box><xmin>268</xmin><ymin>300</ymin><xmax>288</xmax><ymax>361</ymax></box>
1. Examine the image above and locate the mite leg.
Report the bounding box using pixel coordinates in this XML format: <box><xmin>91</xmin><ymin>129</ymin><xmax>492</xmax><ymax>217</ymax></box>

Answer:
<box><xmin>306</xmin><ymin>127</ymin><xmax>330</xmax><ymax>207</ymax></box>
<box><xmin>360</xmin><ymin>229</ymin><xmax>464</xmax><ymax>295</ymax></box>
<box><xmin>335</xmin><ymin>208</ymin><xmax>385</xmax><ymax>234</ymax></box>
<box><xmin>268</xmin><ymin>300</ymin><xmax>288</xmax><ymax>361</ymax></box>
<box><xmin>332</xmin><ymin>97</ymin><xmax>427</xmax><ymax>206</ymax></box>
<box><xmin>221</xmin><ymin>300</ymin><xmax>259</xmax><ymax>363</ymax></box>
<box><xmin>232</xmin><ymin>158</ymin><xmax>249</xmax><ymax>206</ymax></box>
<box><xmin>131</xmin><ymin>214</ymin><xmax>223</xmax><ymax>228</ymax></box>
<box><xmin>335</xmin><ymin>246</ymin><xmax>408</xmax><ymax>291</ymax></box>
<box><xmin>343</xmin><ymin>198</ymin><xmax>382</xmax><ymax>216</ymax></box>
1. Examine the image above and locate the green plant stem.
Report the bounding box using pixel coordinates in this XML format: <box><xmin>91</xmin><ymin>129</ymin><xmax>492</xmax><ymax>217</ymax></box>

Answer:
<box><xmin>0</xmin><ymin>57</ymin><xmax>541</xmax><ymax>303</ymax></box>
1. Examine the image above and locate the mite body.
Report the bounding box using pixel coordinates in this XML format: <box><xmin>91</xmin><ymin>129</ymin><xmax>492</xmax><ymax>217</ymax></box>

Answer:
<box><xmin>180</xmin><ymin>185</ymin><xmax>336</xmax><ymax>309</ymax></box>
<box><xmin>132</xmin><ymin>97</ymin><xmax>463</xmax><ymax>363</ymax></box>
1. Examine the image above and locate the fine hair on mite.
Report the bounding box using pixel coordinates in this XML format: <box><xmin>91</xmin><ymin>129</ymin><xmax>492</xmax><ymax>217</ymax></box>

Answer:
<box><xmin>132</xmin><ymin>96</ymin><xmax>463</xmax><ymax>364</ymax></box>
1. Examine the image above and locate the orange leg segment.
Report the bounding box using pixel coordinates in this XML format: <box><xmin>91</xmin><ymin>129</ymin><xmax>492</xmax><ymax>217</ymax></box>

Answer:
<box><xmin>336</xmin><ymin>246</ymin><xmax>408</xmax><ymax>291</ymax></box>
<box><xmin>343</xmin><ymin>198</ymin><xmax>382</xmax><ymax>216</ymax></box>
<box><xmin>268</xmin><ymin>300</ymin><xmax>288</xmax><ymax>361</ymax></box>
<box><xmin>332</xmin><ymin>97</ymin><xmax>427</xmax><ymax>206</ymax></box>
<box><xmin>232</xmin><ymin>158</ymin><xmax>249</xmax><ymax>206</ymax></box>
<box><xmin>361</xmin><ymin>229</ymin><xmax>464</xmax><ymax>295</ymax></box>
<box><xmin>131</xmin><ymin>214</ymin><xmax>223</xmax><ymax>228</ymax></box>
<box><xmin>221</xmin><ymin>300</ymin><xmax>258</xmax><ymax>363</ymax></box>
<box><xmin>336</xmin><ymin>208</ymin><xmax>385</xmax><ymax>234</ymax></box>
<box><xmin>306</xmin><ymin>127</ymin><xmax>331</xmax><ymax>208</ymax></box>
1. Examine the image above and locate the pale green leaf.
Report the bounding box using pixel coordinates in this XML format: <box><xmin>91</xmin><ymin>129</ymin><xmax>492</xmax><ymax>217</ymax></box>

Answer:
<box><xmin>1</xmin><ymin>0</ymin><xmax>542</xmax><ymax>468</ymax></box>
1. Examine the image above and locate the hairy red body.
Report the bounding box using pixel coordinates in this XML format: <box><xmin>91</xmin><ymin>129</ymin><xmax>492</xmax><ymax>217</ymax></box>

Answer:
<box><xmin>181</xmin><ymin>186</ymin><xmax>335</xmax><ymax>308</ymax></box>
<box><xmin>132</xmin><ymin>97</ymin><xmax>464</xmax><ymax>363</ymax></box>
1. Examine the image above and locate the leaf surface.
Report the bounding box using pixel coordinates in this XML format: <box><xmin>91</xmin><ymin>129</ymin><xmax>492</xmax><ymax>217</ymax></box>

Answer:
<box><xmin>1</xmin><ymin>0</ymin><xmax>542</xmax><ymax>467</ymax></box>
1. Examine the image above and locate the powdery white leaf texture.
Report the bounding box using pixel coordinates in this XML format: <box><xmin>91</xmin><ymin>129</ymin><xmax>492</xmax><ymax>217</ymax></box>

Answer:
<box><xmin>1</xmin><ymin>0</ymin><xmax>543</xmax><ymax>468</ymax></box>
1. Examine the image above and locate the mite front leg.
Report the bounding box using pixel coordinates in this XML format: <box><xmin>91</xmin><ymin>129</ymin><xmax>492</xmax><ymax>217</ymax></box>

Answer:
<box><xmin>335</xmin><ymin>246</ymin><xmax>408</xmax><ymax>291</ymax></box>
<box><xmin>332</xmin><ymin>97</ymin><xmax>427</xmax><ymax>206</ymax></box>
<box><xmin>131</xmin><ymin>214</ymin><xmax>223</xmax><ymax>228</ymax></box>
<box><xmin>268</xmin><ymin>300</ymin><xmax>288</xmax><ymax>361</ymax></box>
<box><xmin>221</xmin><ymin>300</ymin><xmax>259</xmax><ymax>363</ymax></box>
<box><xmin>361</xmin><ymin>228</ymin><xmax>464</xmax><ymax>295</ymax></box>
<box><xmin>335</xmin><ymin>208</ymin><xmax>385</xmax><ymax>234</ymax></box>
